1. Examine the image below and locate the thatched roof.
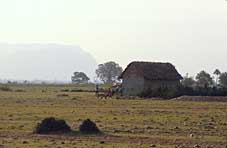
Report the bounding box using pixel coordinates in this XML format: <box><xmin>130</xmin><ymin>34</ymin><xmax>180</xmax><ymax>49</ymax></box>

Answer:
<box><xmin>119</xmin><ymin>61</ymin><xmax>183</xmax><ymax>80</ymax></box>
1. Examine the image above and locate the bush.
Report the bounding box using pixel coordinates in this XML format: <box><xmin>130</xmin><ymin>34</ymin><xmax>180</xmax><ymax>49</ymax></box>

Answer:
<box><xmin>34</xmin><ymin>117</ymin><xmax>71</xmax><ymax>134</ymax></box>
<box><xmin>71</xmin><ymin>89</ymin><xmax>83</xmax><ymax>92</ymax></box>
<box><xmin>0</xmin><ymin>86</ymin><xmax>12</xmax><ymax>92</ymax></box>
<box><xmin>14</xmin><ymin>89</ymin><xmax>26</xmax><ymax>92</ymax></box>
<box><xmin>79</xmin><ymin>119</ymin><xmax>101</xmax><ymax>134</ymax></box>
<box><xmin>56</xmin><ymin>94</ymin><xmax>69</xmax><ymax>97</ymax></box>
<box><xmin>61</xmin><ymin>89</ymin><xmax>70</xmax><ymax>92</ymax></box>
<box><xmin>139</xmin><ymin>86</ymin><xmax>181</xmax><ymax>99</ymax></box>
<box><xmin>181</xmin><ymin>86</ymin><xmax>227</xmax><ymax>96</ymax></box>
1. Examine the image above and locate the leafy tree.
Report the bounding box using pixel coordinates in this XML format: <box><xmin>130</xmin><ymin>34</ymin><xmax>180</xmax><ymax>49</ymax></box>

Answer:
<box><xmin>181</xmin><ymin>73</ymin><xmax>196</xmax><ymax>88</ymax></box>
<box><xmin>195</xmin><ymin>70</ymin><xmax>213</xmax><ymax>88</ymax></box>
<box><xmin>96</xmin><ymin>61</ymin><xmax>123</xmax><ymax>84</ymax></box>
<box><xmin>213</xmin><ymin>69</ymin><xmax>221</xmax><ymax>86</ymax></box>
<box><xmin>71</xmin><ymin>72</ymin><xmax>90</xmax><ymax>84</ymax></box>
<box><xmin>219</xmin><ymin>72</ymin><xmax>227</xmax><ymax>89</ymax></box>
<box><xmin>214</xmin><ymin>69</ymin><xmax>221</xmax><ymax>76</ymax></box>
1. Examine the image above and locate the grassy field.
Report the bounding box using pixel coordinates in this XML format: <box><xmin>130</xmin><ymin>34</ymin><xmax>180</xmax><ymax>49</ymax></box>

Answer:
<box><xmin>0</xmin><ymin>84</ymin><xmax>227</xmax><ymax>148</ymax></box>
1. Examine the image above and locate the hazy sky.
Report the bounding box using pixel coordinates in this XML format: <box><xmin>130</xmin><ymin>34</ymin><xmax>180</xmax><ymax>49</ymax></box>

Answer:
<box><xmin>0</xmin><ymin>0</ymin><xmax>227</xmax><ymax>78</ymax></box>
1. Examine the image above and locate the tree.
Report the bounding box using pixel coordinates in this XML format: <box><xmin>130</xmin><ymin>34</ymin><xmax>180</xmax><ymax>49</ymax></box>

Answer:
<box><xmin>219</xmin><ymin>72</ymin><xmax>227</xmax><ymax>89</ymax></box>
<box><xmin>213</xmin><ymin>69</ymin><xmax>221</xmax><ymax>86</ymax></box>
<box><xmin>181</xmin><ymin>73</ymin><xmax>196</xmax><ymax>88</ymax></box>
<box><xmin>195</xmin><ymin>70</ymin><xmax>213</xmax><ymax>88</ymax></box>
<box><xmin>71</xmin><ymin>72</ymin><xmax>90</xmax><ymax>84</ymax></box>
<box><xmin>96</xmin><ymin>61</ymin><xmax>123</xmax><ymax>84</ymax></box>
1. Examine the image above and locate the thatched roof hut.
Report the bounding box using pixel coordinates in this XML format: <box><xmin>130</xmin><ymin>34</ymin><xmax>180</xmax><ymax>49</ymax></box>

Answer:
<box><xmin>119</xmin><ymin>61</ymin><xmax>182</xmax><ymax>97</ymax></box>
<box><xmin>119</xmin><ymin>62</ymin><xmax>182</xmax><ymax>80</ymax></box>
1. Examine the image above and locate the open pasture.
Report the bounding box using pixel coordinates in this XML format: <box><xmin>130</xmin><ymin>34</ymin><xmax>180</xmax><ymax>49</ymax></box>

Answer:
<box><xmin>0</xmin><ymin>85</ymin><xmax>227</xmax><ymax>147</ymax></box>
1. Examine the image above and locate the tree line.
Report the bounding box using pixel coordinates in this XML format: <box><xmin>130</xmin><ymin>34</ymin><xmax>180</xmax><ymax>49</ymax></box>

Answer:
<box><xmin>71</xmin><ymin>61</ymin><xmax>123</xmax><ymax>84</ymax></box>
<box><xmin>72</xmin><ymin>62</ymin><xmax>227</xmax><ymax>96</ymax></box>
<box><xmin>181</xmin><ymin>69</ymin><xmax>227</xmax><ymax>96</ymax></box>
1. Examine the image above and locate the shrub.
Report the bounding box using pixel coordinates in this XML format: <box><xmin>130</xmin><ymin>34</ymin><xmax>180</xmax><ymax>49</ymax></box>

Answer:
<box><xmin>139</xmin><ymin>86</ymin><xmax>181</xmax><ymax>99</ymax></box>
<box><xmin>0</xmin><ymin>86</ymin><xmax>12</xmax><ymax>92</ymax></box>
<box><xmin>14</xmin><ymin>89</ymin><xmax>26</xmax><ymax>92</ymax></box>
<box><xmin>79</xmin><ymin>119</ymin><xmax>101</xmax><ymax>134</ymax></box>
<box><xmin>71</xmin><ymin>89</ymin><xmax>83</xmax><ymax>92</ymax></box>
<box><xmin>181</xmin><ymin>86</ymin><xmax>227</xmax><ymax>96</ymax></box>
<box><xmin>34</xmin><ymin>117</ymin><xmax>71</xmax><ymax>134</ymax></box>
<box><xmin>56</xmin><ymin>94</ymin><xmax>69</xmax><ymax>97</ymax></box>
<box><xmin>61</xmin><ymin>89</ymin><xmax>70</xmax><ymax>92</ymax></box>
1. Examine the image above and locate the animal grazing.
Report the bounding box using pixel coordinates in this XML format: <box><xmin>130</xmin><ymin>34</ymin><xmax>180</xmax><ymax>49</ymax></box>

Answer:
<box><xmin>96</xmin><ymin>89</ymin><xmax>113</xmax><ymax>99</ymax></box>
<box><xmin>95</xmin><ymin>86</ymin><xmax>113</xmax><ymax>99</ymax></box>
<box><xmin>96</xmin><ymin>93</ymin><xmax>109</xmax><ymax>99</ymax></box>
<box><xmin>96</xmin><ymin>92</ymin><xmax>113</xmax><ymax>99</ymax></box>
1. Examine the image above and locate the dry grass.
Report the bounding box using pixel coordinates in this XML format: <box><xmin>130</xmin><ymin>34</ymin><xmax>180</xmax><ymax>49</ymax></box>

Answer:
<box><xmin>0</xmin><ymin>84</ymin><xmax>227</xmax><ymax>147</ymax></box>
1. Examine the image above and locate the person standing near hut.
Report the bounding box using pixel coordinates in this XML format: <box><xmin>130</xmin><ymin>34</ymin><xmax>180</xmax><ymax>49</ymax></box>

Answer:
<box><xmin>95</xmin><ymin>84</ymin><xmax>99</xmax><ymax>96</ymax></box>
<box><xmin>107</xmin><ymin>88</ymin><xmax>113</xmax><ymax>97</ymax></box>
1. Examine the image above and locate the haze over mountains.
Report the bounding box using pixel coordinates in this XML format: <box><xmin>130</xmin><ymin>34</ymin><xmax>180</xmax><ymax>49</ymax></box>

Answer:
<box><xmin>0</xmin><ymin>43</ymin><xmax>97</xmax><ymax>82</ymax></box>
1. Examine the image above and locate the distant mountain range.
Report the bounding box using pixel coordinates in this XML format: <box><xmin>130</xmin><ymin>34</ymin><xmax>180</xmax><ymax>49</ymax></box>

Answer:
<box><xmin>0</xmin><ymin>43</ymin><xmax>97</xmax><ymax>82</ymax></box>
